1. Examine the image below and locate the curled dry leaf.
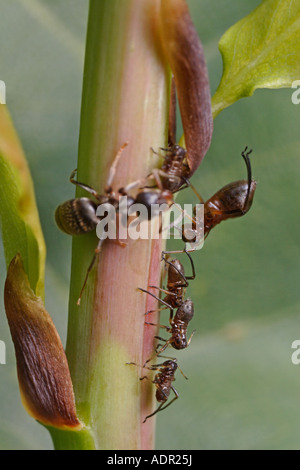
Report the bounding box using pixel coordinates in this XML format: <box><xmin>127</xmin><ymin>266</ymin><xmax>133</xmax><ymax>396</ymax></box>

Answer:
<box><xmin>4</xmin><ymin>254</ymin><xmax>81</xmax><ymax>430</ymax></box>
<box><xmin>159</xmin><ymin>0</ymin><xmax>213</xmax><ymax>176</ymax></box>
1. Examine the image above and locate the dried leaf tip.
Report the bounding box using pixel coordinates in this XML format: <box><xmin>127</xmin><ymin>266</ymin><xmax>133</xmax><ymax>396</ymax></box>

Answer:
<box><xmin>159</xmin><ymin>0</ymin><xmax>213</xmax><ymax>176</ymax></box>
<box><xmin>4</xmin><ymin>254</ymin><xmax>81</xmax><ymax>430</ymax></box>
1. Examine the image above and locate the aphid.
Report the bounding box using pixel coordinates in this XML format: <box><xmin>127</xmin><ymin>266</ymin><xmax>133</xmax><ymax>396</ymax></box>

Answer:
<box><xmin>139</xmin><ymin>290</ymin><xmax>195</xmax><ymax>363</ymax></box>
<box><xmin>127</xmin><ymin>357</ymin><xmax>187</xmax><ymax>423</ymax></box>
<box><xmin>55</xmin><ymin>142</ymin><xmax>134</xmax><ymax>305</ymax></box>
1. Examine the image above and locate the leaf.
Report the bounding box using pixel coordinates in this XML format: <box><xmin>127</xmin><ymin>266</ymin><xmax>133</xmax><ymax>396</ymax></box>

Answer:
<box><xmin>159</xmin><ymin>0</ymin><xmax>213</xmax><ymax>175</ymax></box>
<box><xmin>0</xmin><ymin>105</ymin><xmax>46</xmax><ymax>298</ymax></box>
<box><xmin>212</xmin><ymin>0</ymin><xmax>300</xmax><ymax>117</ymax></box>
<box><xmin>4</xmin><ymin>254</ymin><xmax>81</xmax><ymax>431</ymax></box>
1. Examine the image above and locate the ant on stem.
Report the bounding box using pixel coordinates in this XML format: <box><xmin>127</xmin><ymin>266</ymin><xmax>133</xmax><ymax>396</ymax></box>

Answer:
<box><xmin>127</xmin><ymin>356</ymin><xmax>187</xmax><ymax>423</ymax></box>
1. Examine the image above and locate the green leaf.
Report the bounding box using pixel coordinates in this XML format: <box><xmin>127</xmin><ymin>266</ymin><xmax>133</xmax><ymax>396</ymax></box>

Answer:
<box><xmin>0</xmin><ymin>105</ymin><xmax>46</xmax><ymax>298</ymax></box>
<box><xmin>212</xmin><ymin>0</ymin><xmax>300</xmax><ymax>117</ymax></box>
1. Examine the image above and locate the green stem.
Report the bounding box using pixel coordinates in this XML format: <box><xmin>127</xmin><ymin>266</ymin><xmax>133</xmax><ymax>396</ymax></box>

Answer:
<box><xmin>53</xmin><ymin>0</ymin><xmax>169</xmax><ymax>450</ymax></box>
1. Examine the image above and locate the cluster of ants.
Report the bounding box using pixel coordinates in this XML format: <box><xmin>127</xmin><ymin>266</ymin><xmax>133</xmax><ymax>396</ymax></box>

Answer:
<box><xmin>55</xmin><ymin>130</ymin><xmax>256</xmax><ymax>422</ymax></box>
<box><xmin>130</xmin><ymin>144</ymin><xmax>256</xmax><ymax>422</ymax></box>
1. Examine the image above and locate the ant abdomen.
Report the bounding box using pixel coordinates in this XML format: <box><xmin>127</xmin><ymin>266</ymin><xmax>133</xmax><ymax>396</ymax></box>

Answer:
<box><xmin>208</xmin><ymin>179</ymin><xmax>257</xmax><ymax>216</ymax></box>
<box><xmin>175</xmin><ymin>299</ymin><xmax>194</xmax><ymax>323</ymax></box>
<box><xmin>55</xmin><ymin>197</ymin><xmax>99</xmax><ymax>236</ymax></box>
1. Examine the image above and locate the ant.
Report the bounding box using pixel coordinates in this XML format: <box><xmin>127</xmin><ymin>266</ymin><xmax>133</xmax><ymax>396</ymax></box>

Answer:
<box><xmin>127</xmin><ymin>356</ymin><xmax>187</xmax><ymax>423</ymax></box>
<box><xmin>119</xmin><ymin>79</ymin><xmax>193</xmax><ymax>214</ymax></box>
<box><xmin>165</xmin><ymin>146</ymin><xmax>256</xmax><ymax>255</ymax></box>
<box><xmin>139</xmin><ymin>288</ymin><xmax>195</xmax><ymax>363</ymax></box>
<box><xmin>144</xmin><ymin>253</ymin><xmax>195</xmax><ymax>315</ymax></box>
<box><xmin>55</xmin><ymin>142</ymin><xmax>177</xmax><ymax>304</ymax></box>
<box><xmin>55</xmin><ymin>142</ymin><xmax>134</xmax><ymax>304</ymax></box>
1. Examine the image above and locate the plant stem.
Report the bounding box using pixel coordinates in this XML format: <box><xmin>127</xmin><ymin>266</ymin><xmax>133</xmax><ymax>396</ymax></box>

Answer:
<box><xmin>54</xmin><ymin>0</ymin><xmax>169</xmax><ymax>450</ymax></box>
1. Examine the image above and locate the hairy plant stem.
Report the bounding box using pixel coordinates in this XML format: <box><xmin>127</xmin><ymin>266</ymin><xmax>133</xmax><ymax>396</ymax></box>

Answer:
<box><xmin>51</xmin><ymin>0</ymin><xmax>169</xmax><ymax>450</ymax></box>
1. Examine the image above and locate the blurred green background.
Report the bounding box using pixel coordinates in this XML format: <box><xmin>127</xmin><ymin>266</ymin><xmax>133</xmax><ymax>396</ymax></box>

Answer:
<box><xmin>0</xmin><ymin>0</ymin><xmax>299</xmax><ymax>450</ymax></box>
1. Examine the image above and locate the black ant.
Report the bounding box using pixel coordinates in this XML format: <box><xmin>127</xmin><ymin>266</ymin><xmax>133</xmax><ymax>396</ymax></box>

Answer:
<box><xmin>119</xmin><ymin>79</ymin><xmax>193</xmax><ymax>213</ymax></box>
<box><xmin>55</xmin><ymin>142</ymin><xmax>177</xmax><ymax>304</ymax></box>
<box><xmin>55</xmin><ymin>142</ymin><xmax>134</xmax><ymax>304</ymax></box>
<box><xmin>127</xmin><ymin>357</ymin><xmax>187</xmax><ymax>423</ymax></box>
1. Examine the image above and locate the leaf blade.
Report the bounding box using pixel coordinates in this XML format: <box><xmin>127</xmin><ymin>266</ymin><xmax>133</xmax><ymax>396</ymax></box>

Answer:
<box><xmin>0</xmin><ymin>105</ymin><xmax>46</xmax><ymax>298</ymax></box>
<box><xmin>212</xmin><ymin>0</ymin><xmax>300</xmax><ymax>117</ymax></box>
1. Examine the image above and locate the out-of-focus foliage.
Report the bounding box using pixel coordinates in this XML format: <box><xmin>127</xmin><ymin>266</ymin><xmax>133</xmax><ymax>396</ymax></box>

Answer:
<box><xmin>0</xmin><ymin>0</ymin><xmax>299</xmax><ymax>450</ymax></box>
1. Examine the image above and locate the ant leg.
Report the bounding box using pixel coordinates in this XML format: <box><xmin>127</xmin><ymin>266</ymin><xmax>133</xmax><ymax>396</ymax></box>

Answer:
<box><xmin>144</xmin><ymin>339</ymin><xmax>170</xmax><ymax>366</ymax></box>
<box><xmin>138</xmin><ymin>288</ymin><xmax>174</xmax><ymax>313</ymax></box>
<box><xmin>69</xmin><ymin>142</ymin><xmax>129</xmax><ymax>201</ymax></box>
<box><xmin>69</xmin><ymin>169</ymin><xmax>104</xmax><ymax>201</ymax></box>
<box><xmin>187</xmin><ymin>329</ymin><xmax>196</xmax><ymax>347</ymax></box>
<box><xmin>143</xmin><ymin>387</ymin><xmax>179</xmax><ymax>423</ymax></box>
<box><xmin>144</xmin><ymin>306</ymin><xmax>168</xmax><ymax>316</ymax></box>
<box><xmin>145</xmin><ymin>322</ymin><xmax>170</xmax><ymax>330</ymax></box>
<box><xmin>162</xmin><ymin>247</ymin><xmax>196</xmax><ymax>281</ymax></box>
<box><xmin>77</xmin><ymin>238</ymin><xmax>103</xmax><ymax>306</ymax></box>
<box><xmin>182</xmin><ymin>249</ymin><xmax>196</xmax><ymax>280</ymax></box>
<box><xmin>148</xmin><ymin>286</ymin><xmax>179</xmax><ymax>297</ymax></box>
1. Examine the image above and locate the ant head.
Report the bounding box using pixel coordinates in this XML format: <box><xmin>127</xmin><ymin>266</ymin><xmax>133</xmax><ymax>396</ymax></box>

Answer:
<box><xmin>171</xmin><ymin>144</ymin><xmax>186</xmax><ymax>160</ymax></box>
<box><xmin>162</xmin><ymin>360</ymin><xmax>178</xmax><ymax>371</ymax></box>
<box><xmin>172</xmin><ymin>335</ymin><xmax>187</xmax><ymax>350</ymax></box>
